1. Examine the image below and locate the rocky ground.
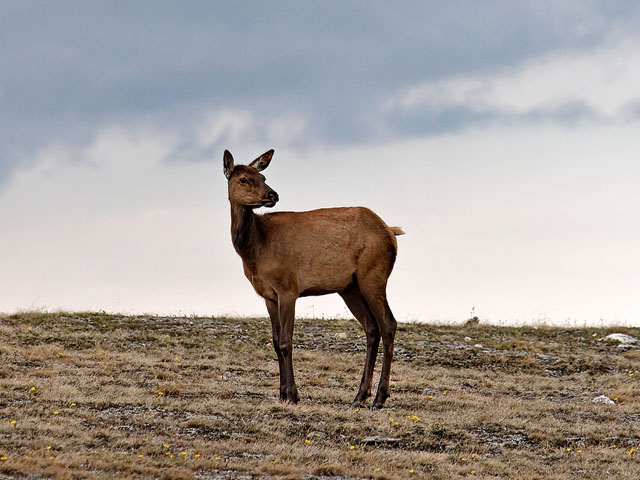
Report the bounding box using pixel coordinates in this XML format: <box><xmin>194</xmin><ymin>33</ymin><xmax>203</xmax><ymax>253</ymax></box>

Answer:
<box><xmin>0</xmin><ymin>312</ymin><xmax>638</xmax><ymax>479</ymax></box>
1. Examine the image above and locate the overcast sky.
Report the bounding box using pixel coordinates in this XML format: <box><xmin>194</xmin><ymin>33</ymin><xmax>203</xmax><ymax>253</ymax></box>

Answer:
<box><xmin>2</xmin><ymin>2</ymin><xmax>640</xmax><ymax>325</ymax></box>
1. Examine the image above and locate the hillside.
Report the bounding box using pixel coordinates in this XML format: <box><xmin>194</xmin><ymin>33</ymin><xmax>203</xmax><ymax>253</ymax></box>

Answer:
<box><xmin>0</xmin><ymin>312</ymin><xmax>638</xmax><ymax>479</ymax></box>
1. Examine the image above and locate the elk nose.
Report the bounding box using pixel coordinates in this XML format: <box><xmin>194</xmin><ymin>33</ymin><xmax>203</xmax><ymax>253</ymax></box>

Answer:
<box><xmin>269</xmin><ymin>190</ymin><xmax>279</xmax><ymax>202</ymax></box>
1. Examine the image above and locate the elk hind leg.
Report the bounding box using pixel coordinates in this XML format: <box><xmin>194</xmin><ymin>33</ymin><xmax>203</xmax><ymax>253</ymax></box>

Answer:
<box><xmin>359</xmin><ymin>284</ymin><xmax>397</xmax><ymax>409</ymax></box>
<box><xmin>340</xmin><ymin>284</ymin><xmax>380</xmax><ymax>407</ymax></box>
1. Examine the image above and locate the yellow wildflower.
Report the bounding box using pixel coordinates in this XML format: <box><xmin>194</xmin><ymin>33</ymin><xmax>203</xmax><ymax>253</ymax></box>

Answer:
<box><xmin>349</xmin><ymin>445</ymin><xmax>355</xmax><ymax>450</ymax></box>
<box><xmin>195</xmin><ymin>453</ymin><xmax>200</xmax><ymax>458</ymax></box>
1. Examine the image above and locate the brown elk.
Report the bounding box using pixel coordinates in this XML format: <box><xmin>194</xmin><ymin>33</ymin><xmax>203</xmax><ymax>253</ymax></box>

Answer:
<box><xmin>223</xmin><ymin>149</ymin><xmax>404</xmax><ymax>408</ymax></box>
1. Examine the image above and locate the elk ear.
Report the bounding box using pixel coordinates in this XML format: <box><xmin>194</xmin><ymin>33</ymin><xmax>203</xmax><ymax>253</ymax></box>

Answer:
<box><xmin>249</xmin><ymin>149</ymin><xmax>274</xmax><ymax>172</ymax></box>
<box><xmin>223</xmin><ymin>150</ymin><xmax>235</xmax><ymax>180</ymax></box>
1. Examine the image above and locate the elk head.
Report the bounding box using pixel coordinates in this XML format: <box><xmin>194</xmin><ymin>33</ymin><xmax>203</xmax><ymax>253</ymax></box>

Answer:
<box><xmin>224</xmin><ymin>149</ymin><xmax>279</xmax><ymax>208</ymax></box>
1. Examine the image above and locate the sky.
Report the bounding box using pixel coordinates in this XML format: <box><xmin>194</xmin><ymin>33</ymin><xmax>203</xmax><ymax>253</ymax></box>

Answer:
<box><xmin>1</xmin><ymin>1</ymin><xmax>640</xmax><ymax>325</ymax></box>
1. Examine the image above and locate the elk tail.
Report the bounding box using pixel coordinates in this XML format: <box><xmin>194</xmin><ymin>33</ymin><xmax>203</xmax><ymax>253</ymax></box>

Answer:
<box><xmin>390</xmin><ymin>226</ymin><xmax>405</xmax><ymax>236</ymax></box>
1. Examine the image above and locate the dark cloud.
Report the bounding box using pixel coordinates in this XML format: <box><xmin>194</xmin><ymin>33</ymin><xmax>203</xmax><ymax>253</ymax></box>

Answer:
<box><xmin>2</xmin><ymin>1</ymin><xmax>640</xmax><ymax>188</ymax></box>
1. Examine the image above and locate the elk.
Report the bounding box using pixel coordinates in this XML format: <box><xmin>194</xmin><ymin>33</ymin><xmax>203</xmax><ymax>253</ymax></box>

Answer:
<box><xmin>223</xmin><ymin>149</ymin><xmax>404</xmax><ymax>408</ymax></box>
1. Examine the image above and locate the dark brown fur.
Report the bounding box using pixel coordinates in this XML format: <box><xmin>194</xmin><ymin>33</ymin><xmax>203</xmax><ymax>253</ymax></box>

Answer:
<box><xmin>224</xmin><ymin>149</ymin><xmax>404</xmax><ymax>408</ymax></box>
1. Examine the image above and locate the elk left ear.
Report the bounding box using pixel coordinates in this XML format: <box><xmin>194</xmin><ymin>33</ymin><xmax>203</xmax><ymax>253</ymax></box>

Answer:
<box><xmin>223</xmin><ymin>150</ymin><xmax>235</xmax><ymax>180</ymax></box>
<box><xmin>249</xmin><ymin>149</ymin><xmax>274</xmax><ymax>172</ymax></box>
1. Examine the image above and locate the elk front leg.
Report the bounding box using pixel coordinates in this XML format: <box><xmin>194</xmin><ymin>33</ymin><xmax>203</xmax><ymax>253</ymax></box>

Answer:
<box><xmin>278</xmin><ymin>294</ymin><xmax>299</xmax><ymax>403</ymax></box>
<box><xmin>266</xmin><ymin>298</ymin><xmax>286</xmax><ymax>401</ymax></box>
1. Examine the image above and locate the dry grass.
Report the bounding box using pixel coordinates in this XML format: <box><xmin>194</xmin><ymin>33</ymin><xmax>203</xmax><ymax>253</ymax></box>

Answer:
<box><xmin>0</xmin><ymin>312</ymin><xmax>639</xmax><ymax>479</ymax></box>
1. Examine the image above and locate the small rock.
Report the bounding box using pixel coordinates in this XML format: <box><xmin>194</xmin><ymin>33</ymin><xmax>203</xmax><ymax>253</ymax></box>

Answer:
<box><xmin>473</xmin><ymin>344</ymin><xmax>483</xmax><ymax>349</ymax></box>
<box><xmin>592</xmin><ymin>395</ymin><xmax>615</xmax><ymax>405</ymax></box>
<box><xmin>361</xmin><ymin>436</ymin><xmax>401</xmax><ymax>446</ymax></box>
<box><xmin>307</xmin><ymin>431</ymin><xmax>327</xmax><ymax>441</ymax></box>
<box><xmin>464</xmin><ymin>336</ymin><xmax>472</xmax><ymax>342</ymax></box>
<box><xmin>603</xmin><ymin>333</ymin><xmax>637</xmax><ymax>345</ymax></box>
<box><xmin>335</xmin><ymin>332</ymin><xmax>348</xmax><ymax>340</ymax></box>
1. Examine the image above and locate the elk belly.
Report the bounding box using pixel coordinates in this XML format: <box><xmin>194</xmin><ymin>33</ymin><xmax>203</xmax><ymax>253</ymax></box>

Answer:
<box><xmin>297</xmin><ymin>252</ymin><xmax>355</xmax><ymax>297</ymax></box>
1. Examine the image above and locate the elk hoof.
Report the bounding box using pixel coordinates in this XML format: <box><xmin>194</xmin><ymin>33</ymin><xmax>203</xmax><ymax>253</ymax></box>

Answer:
<box><xmin>287</xmin><ymin>390</ymin><xmax>300</xmax><ymax>404</ymax></box>
<box><xmin>372</xmin><ymin>392</ymin><xmax>389</xmax><ymax>409</ymax></box>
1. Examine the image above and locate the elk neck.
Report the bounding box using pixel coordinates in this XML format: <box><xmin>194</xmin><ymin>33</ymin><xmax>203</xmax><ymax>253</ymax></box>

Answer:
<box><xmin>230</xmin><ymin>203</ymin><xmax>264</xmax><ymax>268</ymax></box>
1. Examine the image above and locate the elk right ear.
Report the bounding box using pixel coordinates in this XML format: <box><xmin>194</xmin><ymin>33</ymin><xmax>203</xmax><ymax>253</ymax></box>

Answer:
<box><xmin>249</xmin><ymin>149</ymin><xmax>274</xmax><ymax>172</ymax></box>
<box><xmin>223</xmin><ymin>150</ymin><xmax>235</xmax><ymax>180</ymax></box>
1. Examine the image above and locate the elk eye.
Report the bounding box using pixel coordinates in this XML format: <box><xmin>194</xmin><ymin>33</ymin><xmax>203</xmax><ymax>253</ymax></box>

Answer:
<box><xmin>239</xmin><ymin>178</ymin><xmax>249</xmax><ymax>184</ymax></box>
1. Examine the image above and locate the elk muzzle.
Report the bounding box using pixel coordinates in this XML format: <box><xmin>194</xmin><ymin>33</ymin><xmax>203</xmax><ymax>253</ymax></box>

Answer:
<box><xmin>263</xmin><ymin>189</ymin><xmax>279</xmax><ymax>207</ymax></box>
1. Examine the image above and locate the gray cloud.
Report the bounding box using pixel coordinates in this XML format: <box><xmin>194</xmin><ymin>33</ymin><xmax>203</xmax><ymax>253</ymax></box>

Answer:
<box><xmin>3</xmin><ymin>1</ymin><xmax>640</xmax><ymax>188</ymax></box>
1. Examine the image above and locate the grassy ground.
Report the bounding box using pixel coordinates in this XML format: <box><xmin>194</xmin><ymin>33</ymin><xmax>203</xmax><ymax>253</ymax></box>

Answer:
<box><xmin>0</xmin><ymin>312</ymin><xmax>638</xmax><ymax>479</ymax></box>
